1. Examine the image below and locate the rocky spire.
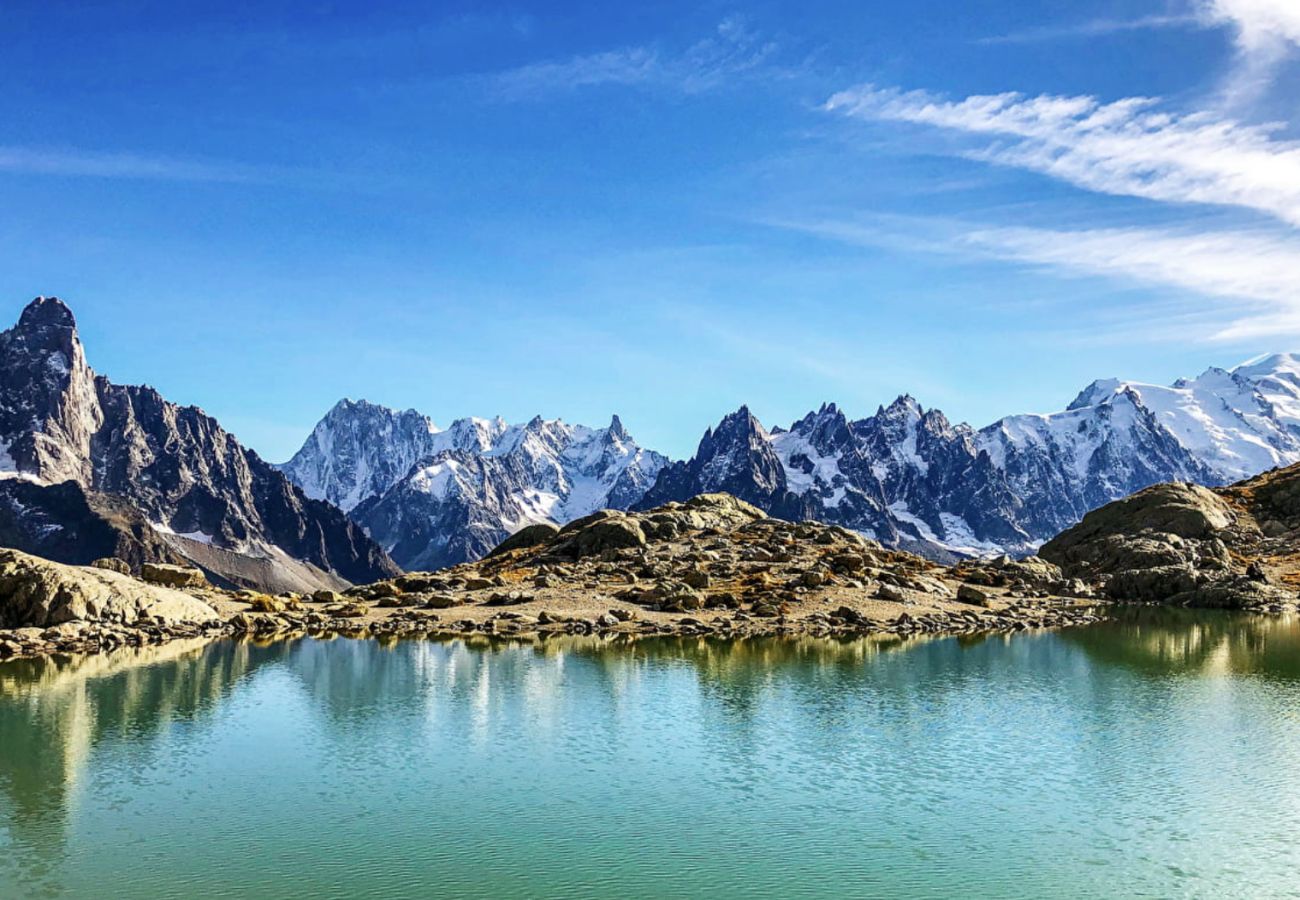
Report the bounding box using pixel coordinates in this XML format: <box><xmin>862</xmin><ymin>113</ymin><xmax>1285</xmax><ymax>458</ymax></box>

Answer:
<box><xmin>0</xmin><ymin>296</ymin><xmax>102</xmax><ymax>483</ymax></box>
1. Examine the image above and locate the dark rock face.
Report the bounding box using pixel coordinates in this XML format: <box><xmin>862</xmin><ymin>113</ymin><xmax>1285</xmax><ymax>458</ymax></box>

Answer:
<box><xmin>353</xmin><ymin>451</ymin><xmax>536</xmax><ymax>572</ymax></box>
<box><xmin>0</xmin><ymin>479</ymin><xmax>186</xmax><ymax>571</ymax></box>
<box><xmin>641</xmin><ymin>401</ymin><xmax>1029</xmax><ymax>558</ymax></box>
<box><xmin>636</xmin><ymin>407</ymin><xmax>818</xmax><ymax>522</ymax></box>
<box><xmin>845</xmin><ymin>398</ymin><xmax>1029</xmax><ymax>551</ymax></box>
<box><xmin>0</xmin><ymin>297</ymin><xmax>399</xmax><ymax>589</ymax></box>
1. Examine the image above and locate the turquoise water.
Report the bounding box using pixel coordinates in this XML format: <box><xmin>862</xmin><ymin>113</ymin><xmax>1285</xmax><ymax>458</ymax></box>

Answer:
<box><xmin>2</xmin><ymin>610</ymin><xmax>1300</xmax><ymax>898</ymax></box>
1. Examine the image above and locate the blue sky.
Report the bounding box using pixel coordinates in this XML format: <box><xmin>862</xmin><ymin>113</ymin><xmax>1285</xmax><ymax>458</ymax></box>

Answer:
<box><xmin>2</xmin><ymin>0</ymin><xmax>1299</xmax><ymax>461</ymax></box>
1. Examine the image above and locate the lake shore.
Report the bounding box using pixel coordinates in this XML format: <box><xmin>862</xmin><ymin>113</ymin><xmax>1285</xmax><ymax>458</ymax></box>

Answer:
<box><xmin>0</xmin><ymin>590</ymin><xmax>1109</xmax><ymax>661</ymax></box>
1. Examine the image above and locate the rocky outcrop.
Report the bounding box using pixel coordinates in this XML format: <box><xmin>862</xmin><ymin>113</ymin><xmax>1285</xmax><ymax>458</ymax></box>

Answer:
<box><xmin>0</xmin><ymin>549</ymin><xmax>221</xmax><ymax>629</ymax></box>
<box><xmin>2</xmin><ymin>494</ymin><xmax>1111</xmax><ymax>661</ymax></box>
<box><xmin>487</xmin><ymin>522</ymin><xmax>560</xmax><ymax>557</ymax></box>
<box><xmin>0</xmin><ymin>297</ymin><xmax>400</xmax><ymax>591</ymax></box>
<box><xmin>1040</xmin><ymin>473</ymin><xmax>1300</xmax><ymax>610</ymax></box>
<box><xmin>334</xmin><ymin>493</ymin><xmax>1102</xmax><ymax>635</ymax></box>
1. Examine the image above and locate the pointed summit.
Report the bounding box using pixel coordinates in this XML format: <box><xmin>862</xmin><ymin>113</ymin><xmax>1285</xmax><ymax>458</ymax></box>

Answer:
<box><xmin>607</xmin><ymin>414</ymin><xmax>629</xmax><ymax>442</ymax></box>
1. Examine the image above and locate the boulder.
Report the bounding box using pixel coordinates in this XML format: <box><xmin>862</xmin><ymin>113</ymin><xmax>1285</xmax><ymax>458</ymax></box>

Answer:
<box><xmin>1042</xmin><ymin>482</ymin><xmax>1236</xmax><ymax>575</ymax></box>
<box><xmin>573</xmin><ymin>517</ymin><xmax>647</xmax><ymax>558</ymax></box>
<box><xmin>423</xmin><ymin>593</ymin><xmax>461</xmax><ymax>609</ymax></box>
<box><xmin>140</xmin><ymin>563</ymin><xmax>208</xmax><ymax>589</ymax></box>
<box><xmin>488</xmin><ymin>522</ymin><xmax>562</xmax><ymax>557</ymax></box>
<box><xmin>957</xmin><ymin>584</ymin><xmax>994</xmax><ymax>607</ymax></box>
<box><xmin>1105</xmin><ymin>565</ymin><xmax>1201</xmax><ymax>602</ymax></box>
<box><xmin>0</xmin><ymin>549</ymin><xmax>220</xmax><ymax>628</ymax></box>
<box><xmin>91</xmin><ymin>557</ymin><xmax>131</xmax><ymax>575</ymax></box>
<box><xmin>876</xmin><ymin>584</ymin><xmax>908</xmax><ymax>602</ymax></box>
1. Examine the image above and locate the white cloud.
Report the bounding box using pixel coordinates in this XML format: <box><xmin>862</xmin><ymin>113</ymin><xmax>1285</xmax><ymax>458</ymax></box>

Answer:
<box><xmin>979</xmin><ymin>14</ymin><xmax>1201</xmax><ymax>45</ymax></box>
<box><xmin>811</xmin><ymin>5</ymin><xmax>1300</xmax><ymax>344</ymax></box>
<box><xmin>825</xmin><ymin>85</ymin><xmax>1300</xmax><ymax>227</ymax></box>
<box><xmin>1199</xmin><ymin>0</ymin><xmax>1300</xmax><ymax>52</ymax></box>
<box><xmin>1197</xmin><ymin>0</ymin><xmax>1300</xmax><ymax>103</ymax></box>
<box><xmin>490</xmin><ymin>18</ymin><xmax>778</xmax><ymax>97</ymax></box>
<box><xmin>0</xmin><ymin>145</ymin><xmax>260</xmax><ymax>183</ymax></box>
<box><xmin>961</xmin><ymin>224</ymin><xmax>1300</xmax><ymax>337</ymax></box>
<box><xmin>778</xmin><ymin>216</ymin><xmax>1300</xmax><ymax>341</ymax></box>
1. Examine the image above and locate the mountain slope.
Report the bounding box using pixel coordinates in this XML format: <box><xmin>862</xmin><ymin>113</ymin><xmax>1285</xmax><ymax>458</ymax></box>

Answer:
<box><xmin>976</xmin><ymin>362</ymin><xmax>1300</xmax><ymax>536</ymax></box>
<box><xmin>0</xmin><ymin>297</ymin><xmax>400</xmax><ymax>591</ymax></box>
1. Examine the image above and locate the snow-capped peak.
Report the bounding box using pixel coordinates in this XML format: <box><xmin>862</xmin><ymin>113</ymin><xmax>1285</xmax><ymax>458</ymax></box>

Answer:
<box><xmin>281</xmin><ymin>400</ymin><xmax>668</xmax><ymax>569</ymax></box>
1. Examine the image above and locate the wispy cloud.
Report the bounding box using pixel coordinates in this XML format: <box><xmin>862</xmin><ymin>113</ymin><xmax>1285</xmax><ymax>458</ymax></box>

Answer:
<box><xmin>777</xmin><ymin>215</ymin><xmax>1300</xmax><ymax>340</ymax></box>
<box><xmin>825</xmin><ymin>86</ymin><xmax>1300</xmax><ymax>227</ymax></box>
<box><xmin>960</xmin><ymin>224</ymin><xmax>1300</xmax><ymax>339</ymax></box>
<box><xmin>979</xmin><ymin>14</ymin><xmax>1200</xmax><ymax>45</ymax></box>
<box><xmin>0</xmin><ymin>145</ymin><xmax>264</xmax><ymax>183</ymax></box>
<box><xmin>1196</xmin><ymin>0</ymin><xmax>1300</xmax><ymax>104</ymax></box>
<box><xmin>0</xmin><ymin>145</ymin><xmax>419</xmax><ymax>195</ymax></box>
<box><xmin>489</xmin><ymin>17</ymin><xmax>779</xmax><ymax>98</ymax></box>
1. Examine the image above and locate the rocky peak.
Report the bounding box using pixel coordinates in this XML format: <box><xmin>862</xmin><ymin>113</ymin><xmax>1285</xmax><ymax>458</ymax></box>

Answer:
<box><xmin>0</xmin><ymin>296</ymin><xmax>102</xmax><ymax>484</ymax></box>
<box><xmin>789</xmin><ymin>402</ymin><xmax>854</xmax><ymax>455</ymax></box>
<box><xmin>880</xmin><ymin>394</ymin><xmax>922</xmax><ymax>420</ymax></box>
<box><xmin>607</xmin><ymin>414</ymin><xmax>629</xmax><ymax>443</ymax></box>
<box><xmin>701</xmin><ymin>406</ymin><xmax>776</xmax><ymax>458</ymax></box>
<box><xmin>1066</xmin><ymin>378</ymin><xmax>1122</xmax><ymax>411</ymax></box>
<box><xmin>18</xmin><ymin>296</ymin><xmax>77</xmax><ymax>330</ymax></box>
<box><xmin>0</xmin><ymin>297</ymin><xmax>400</xmax><ymax>590</ymax></box>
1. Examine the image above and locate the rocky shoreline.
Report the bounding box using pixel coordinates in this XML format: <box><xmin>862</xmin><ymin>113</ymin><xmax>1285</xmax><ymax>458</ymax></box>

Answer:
<box><xmin>0</xmin><ymin>597</ymin><xmax>1109</xmax><ymax>661</ymax></box>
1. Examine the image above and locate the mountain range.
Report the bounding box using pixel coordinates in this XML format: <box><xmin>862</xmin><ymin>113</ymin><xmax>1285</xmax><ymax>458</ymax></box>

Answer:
<box><xmin>0</xmin><ymin>297</ymin><xmax>399</xmax><ymax>592</ymax></box>
<box><xmin>4</xmin><ymin>294</ymin><xmax>1300</xmax><ymax>580</ymax></box>
<box><xmin>281</xmin><ymin>353</ymin><xmax>1300</xmax><ymax>567</ymax></box>
<box><xmin>280</xmin><ymin>401</ymin><xmax>667</xmax><ymax>570</ymax></box>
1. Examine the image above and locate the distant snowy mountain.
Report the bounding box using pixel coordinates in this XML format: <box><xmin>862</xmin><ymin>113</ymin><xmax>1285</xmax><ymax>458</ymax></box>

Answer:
<box><xmin>282</xmin><ymin>354</ymin><xmax>1300</xmax><ymax>568</ymax></box>
<box><xmin>645</xmin><ymin>399</ymin><xmax>1031</xmax><ymax>559</ymax></box>
<box><xmin>282</xmin><ymin>401</ymin><xmax>499</xmax><ymax>512</ymax></box>
<box><xmin>637</xmin><ymin>355</ymin><xmax>1300</xmax><ymax>559</ymax></box>
<box><xmin>281</xmin><ymin>403</ymin><xmax>667</xmax><ymax>570</ymax></box>
<box><xmin>977</xmin><ymin>358</ymin><xmax>1300</xmax><ymax>536</ymax></box>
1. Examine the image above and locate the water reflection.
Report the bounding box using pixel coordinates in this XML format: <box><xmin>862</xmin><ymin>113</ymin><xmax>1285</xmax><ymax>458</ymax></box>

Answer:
<box><xmin>1060</xmin><ymin>607</ymin><xmax>1300</xmax><ymax>680</ymax></box>
<box><xmin>0</xmin><ymin>639</ymin><xmax>290</xmax><ymax>888</ymax></box>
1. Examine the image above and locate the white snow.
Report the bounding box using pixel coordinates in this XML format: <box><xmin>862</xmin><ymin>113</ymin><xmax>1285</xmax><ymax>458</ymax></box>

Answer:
<box><xmin>979</xmin><ymin>360</ymin><xmax>1300</xmax><ymax>486</ymax></box>
<box><xmin>937</xmin><ymin>512</ymin><xmax>1008</xmax><ymax>557</ymax></box>
<box><xmin>409</xmin><ymin>459</ymin><xmax>465</xmax><ymax>500</ymax></box>
<box><xmin>0</xmin><ymin>443</ymin><xmax>44</xmax><ymax>483</ymax></box>
<box><xmin>770</xmin><ymin>430</ymin><xmax>845</xmax><ymax>497</ymax></box>
<box><xmin>149</xmin><ymin>521</ymin><xmax>216</xmax><ymax>545</ymax></box>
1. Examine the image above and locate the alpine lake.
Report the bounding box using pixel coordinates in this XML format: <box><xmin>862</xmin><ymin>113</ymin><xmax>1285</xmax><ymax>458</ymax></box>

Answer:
<box><xmin>2</xmin><ymin>607</ymin><xmax>1299</xmax><ymax>898</ymax></box>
